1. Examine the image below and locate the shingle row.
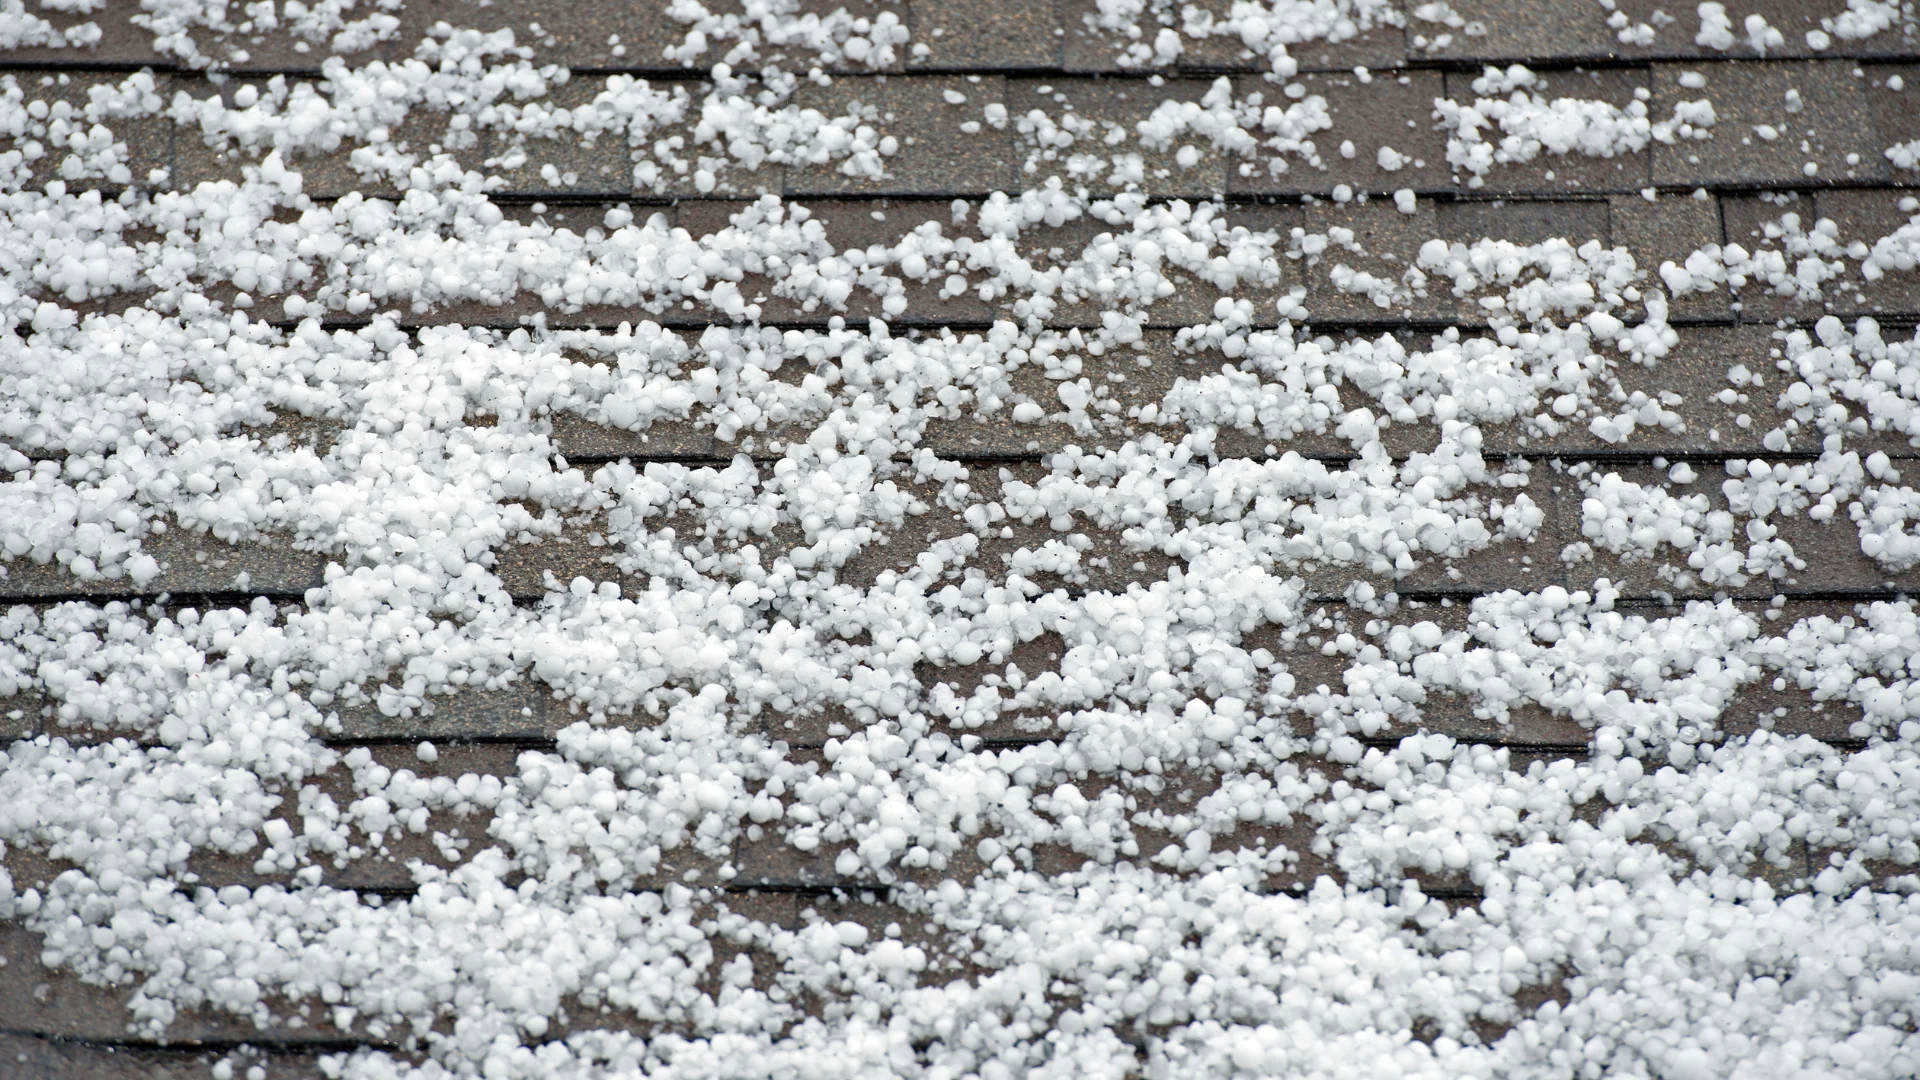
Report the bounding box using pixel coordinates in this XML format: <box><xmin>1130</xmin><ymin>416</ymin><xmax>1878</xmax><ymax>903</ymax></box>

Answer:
<box><xmin>3</xmin><ymin>0</ymin><xmax>1916</xmax><ymax>74</ymax></box>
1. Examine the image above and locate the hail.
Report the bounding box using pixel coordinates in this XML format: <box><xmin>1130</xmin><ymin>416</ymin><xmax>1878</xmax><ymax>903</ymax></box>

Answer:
<box><xmin>2</xmin><ymin>11</ymin><xmax>1920</xmax><ymax>1080</ymax></box>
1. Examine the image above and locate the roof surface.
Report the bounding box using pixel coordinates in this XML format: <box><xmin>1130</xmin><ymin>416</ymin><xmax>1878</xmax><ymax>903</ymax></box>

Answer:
<box><xmin>4</xmin><ymin>2</ymin><xmax>1920</xmax><ymax>1077</ymax></box>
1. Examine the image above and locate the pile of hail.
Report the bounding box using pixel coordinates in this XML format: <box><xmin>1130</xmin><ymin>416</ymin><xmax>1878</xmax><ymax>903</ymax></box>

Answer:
<box><xmin>5</xmin><ymin>1</ymin><xmax>1920</xmax><ymax>1078</ymax></box>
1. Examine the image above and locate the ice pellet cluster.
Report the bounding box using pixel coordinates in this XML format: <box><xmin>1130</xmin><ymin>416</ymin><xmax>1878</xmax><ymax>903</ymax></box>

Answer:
<box><xmin>4</xmin><ymin>2</ymin><xmax>1920</xmax><ymax>1079</ymax></box>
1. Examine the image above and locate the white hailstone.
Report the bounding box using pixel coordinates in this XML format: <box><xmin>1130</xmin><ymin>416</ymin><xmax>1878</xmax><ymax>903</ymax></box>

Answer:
<box><xmin>1743</xmin><ymin>13</ymin><xmax>1785</xmax><ymax>54</ymax></box>
<box><xmin>1434</xmin><ymin>64</ymin><xmax>1738</xmax><ymax>185</ymax></box>
<box><xmin>1090</xmin><ymin>0</ymin><xmax>1396</xmax><ymax>76</ymax></box>
<box><xmin>1695</xmin><ymin>2</ymin><xmax>1736</xmax><ymax>50</ymax></box>
<box><xmin>1825</xmin><ymin>0</ymin><xmax>1901</xmax><ymax>41</ymax></box>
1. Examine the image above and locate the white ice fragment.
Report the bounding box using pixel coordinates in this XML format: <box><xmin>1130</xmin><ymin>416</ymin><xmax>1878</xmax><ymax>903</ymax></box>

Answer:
<box><xmin>1695</xmin><ymin>3</ymin><xmax>1734</xmax><ymax>49</ymax></box>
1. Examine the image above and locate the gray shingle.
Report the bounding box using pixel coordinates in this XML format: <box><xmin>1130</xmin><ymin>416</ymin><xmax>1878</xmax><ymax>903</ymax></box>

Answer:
<box><xmin>551</xmin><ymin>412</ymin><xmax>718</xmax><ymax>459</ymax></box>
<box><xmin>0</xmin><ymin>71</ymin><xmax>172</xmax><ymax>191</ymax></box>
<box><xmin>1411</xmin><ymin>0</ymin><xmax>1620</xmax><ymax>64</ymax></box>
<box><xmin>1186</xmin><ymin>18</ymin><xmax>1407</xmax><ymax>74</ymax></box>
<box><xmin>169</xmin><ymin>77</ymin><xmax>490</xmax><ymax>198</ymax></box>
<box><xmin>492</xmin><ymin>525</ymin><xmax>640</xmax><ymax>601</ymax></box>
<box><xmin>789</xmin><ymin>74</ymin><xmax>1014</xmax><ymax>196</ymax></box>
<box><xmin>1300</xmin><ymin>198</ymin><xmax>1456</xmax><ymax>322</ymax></box>
<box><xmin>1438</xmin><ymin>197</ymin><xmax>1610</xmax><ymax>246</ymax></box>
<box><xmin>331</xmin><ymin>686</ymin><xmax>558</xmax><ymax>739</ymax></box>
<box><xmin>0</xmin><ymin>13</ymin><xmax>169</xmax><ymax>68</ymax></box>
<box><xmin>1719</xmin><ymin>190</ymin><xmax>1835</xmax><ymax>323</ymax></box>
<box><xmin>1688</xmin><ymin>0</ymin><xmax>1920</xmax><ymax>60</ymax></box>
<box><xmin>1864</xmin><ymin>64</ymin><xmax>1920</xmax><ymax>170</ymax></box>
<box><xmin>1555</xmin><ymin>461</ymin><xmax>1920</xmax><ymax>598</ymax></box>
<box><xmin>1608</xmin><ymin>191</ymin><xmax>1730</xmax><ymax>321</ymax></box>
<box><xmin>1417</xmin><ymin>0</ymin><xmax>1920</xmax><ymax>64</ymax></box>
<box><xmin>1008</xmin><ymin>77</ymin><xmax>1230</xmax><ymax>198</ymax></box>
<box><xmin>1057</xmin><ymin>0</ymin><xmax>1408</xmax><ymax>74</ymax></box>
<box><xmin>1057</xmin><ymin>0</ymin><xmax>1155</xmax><ymax>74</ymax></box>
<box><xmin>906</xmin><ymin>0</ymin><xmax>1061</xmax><ymax>70</ymax></box>
<box><xmin>1231</xmin><ymin>70</ymin><xmax>1448</xmax><ymax>197</ymax></box>
<box><xmin>0</xmin><ymin>528</ymin><xmax>326</xmax><ymax>601</ymax></box>
<box><xmin>0</xmin><ymin>921</ymin><xmax>355</xmax><ymax>1043</ymax></box>
<box><xmin>1814</xmin><ymin>187</ymin><xmax>1920</xmax><ymax>318</ymax></box>
<box><xmin>0</xmin><ymin>1031</ymin><xmax>330</xmax><ymax>1080</ymax></box>
<box><xmin>388</xmin><ymin>0</ymin><xmax>694</xmax><ymax>71</ymax></box>
<box><xmin>481</xmin><ymin>78</ymin><xmax>637</xmax><ymax>198</ymax></box>
<box><xmin>1651</xmin><ymin>61</ymin><xmax>1890</xmax><ymax>187</ymax></box>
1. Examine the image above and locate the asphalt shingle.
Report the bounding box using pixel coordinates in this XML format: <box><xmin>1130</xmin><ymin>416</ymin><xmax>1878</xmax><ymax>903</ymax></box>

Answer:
<box><xmin>790</xmin><ymin>74</ymin><xmax>1014</xmax><ymax>195</ymax></box>
<box><xmin>905</xmin><ymin>0</ymin><xmax>1061</xmax><ymax>70</ymax></box>
<box><xmin>1008</xmin><ymin>76</ymin><xmax>1232</xmax><ymax>197</ymax></box>
<box><xmin>1231</xmin><ymin>69</ymin><xmax>1449</xmax><ymax>196</ymax></box>
<box><xmin>1651</xmin><ymin>60</ymin><xmax>1890</xmax><ymax>188</ymax></box>
<box><xmin>1608</xmin><ymin>191</ymin><xmax>1730</xmax><ymax>321</ymax></box>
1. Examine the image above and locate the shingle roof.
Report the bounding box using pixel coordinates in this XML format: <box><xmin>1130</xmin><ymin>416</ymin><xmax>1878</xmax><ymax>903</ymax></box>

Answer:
<box><xmin>5</xmin><ymin>2</ymin><xmax>1920</xmax><ymax>1075</ymax></box>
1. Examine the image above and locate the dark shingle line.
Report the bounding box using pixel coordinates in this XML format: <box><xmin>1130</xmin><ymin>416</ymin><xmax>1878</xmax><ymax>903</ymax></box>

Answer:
<box><xmin>0</xmin><ymin>1028</ymin><xmax>391</xmax><ymax>1053</ymax></box>
<box><xmin>19</xmin><ymin>443</ymin><xmax>1905</xmax><ymax>477</ymax></box>
<box><xmin>325</xmin><ymin>734</ymin><xmax>561</xmax><ymax>750</ymax></box>
<box><xmin>5</xmin><ymin>581</ymin><xmax>1908</xmax><ymax>610</ymax></box>
<box><xmin>0</xmin><ymin>588</ymin><xmax>314</xmax><ymax>606</ymax></box>
<box><xmin>27</xmin><ymin>727</ymin><xmax>1866</xmax><ymax>758</ymax></box>
<box><xmin>237</xmin><ymin>313</ymin><xmax>1827</xmax><ymax>336</ymax></box>
<box><xmin>1358</xmin><ymin>735</ymin><xmax>1590</xmax><ymax>753</ymax></box>
<box><xmin>12</xmin><ymin>47</ymin><xmax>1920</xmax><ymax>78</ymax></box>
<box><xmin>548</xmin><ymin>447</ymin><xmax>1920</xmax><ymax>470</ymax></box>
<box><xmin>9</xmin><ymin>185</ymin><xmax>1916</xmax><ymax>223</ymax></box>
